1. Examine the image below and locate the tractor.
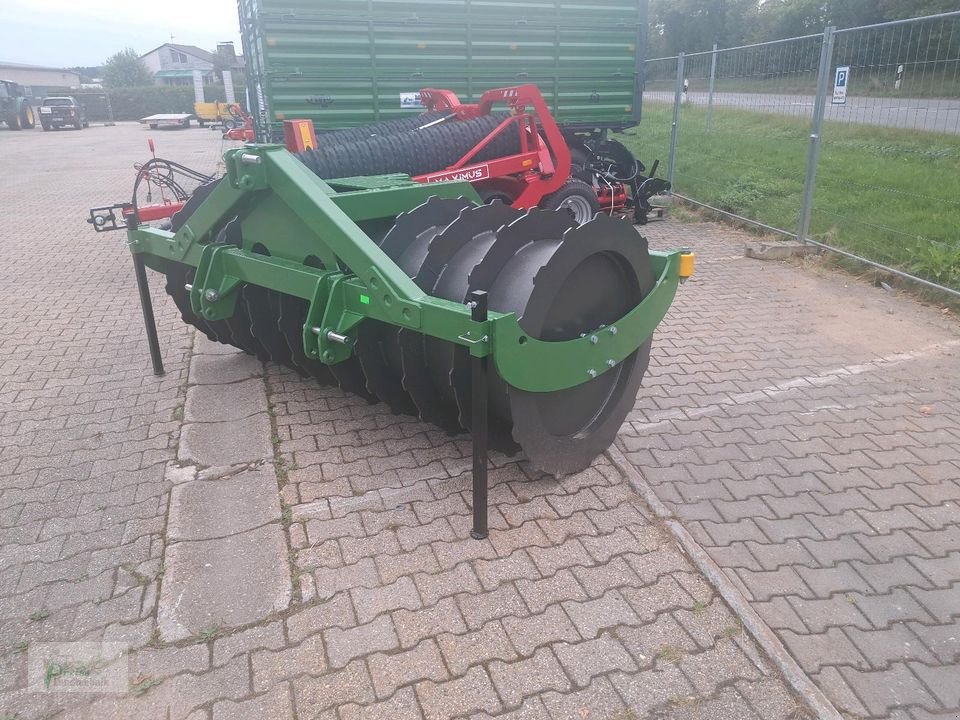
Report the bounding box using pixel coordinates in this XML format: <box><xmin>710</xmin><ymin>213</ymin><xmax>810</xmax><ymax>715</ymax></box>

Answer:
<box><xmin>0</xmin><ymin>80</ymin><xmax>35</xmax><ymax>130</ymax></box>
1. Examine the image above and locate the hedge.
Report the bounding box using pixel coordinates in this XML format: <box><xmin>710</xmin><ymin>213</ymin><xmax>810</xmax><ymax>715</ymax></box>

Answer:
<box><xmin>61</xmin><ymin>85</ymin><xmax>247</xmax><ymax>122</ymax></box>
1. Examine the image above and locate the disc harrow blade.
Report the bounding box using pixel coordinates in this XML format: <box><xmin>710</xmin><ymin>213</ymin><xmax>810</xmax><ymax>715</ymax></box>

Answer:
<box><xmin>244</xmin><ymin>285</ymin><xmax>299</xmax><ymax>370</ymax></box>
<box><xmin>413</xmin><ymin>203</ymin><xmax>523</xmax><ymax>445</ymax></box>
<box><xmin>491</xmin><ymin>214</ymin><xmax>656</xmax><ymax>474</ymax></box>
<box><xmin>355</xmin><ymin>197</ymin><xmax>469</xmax><ymax>422</ymax></box>
<box><xmin>431</xmin><ymin>209</ymin><xmax>576</xmax><ymax>445</ymax></box>
<box><xmin>162</xmin><ymin>263</ymin><xmax>219</xmax><ymax>343</ymax></box>
<box><xmin>164</xmin><ymin>180</ymin><xmax>253</xmax><ymax>353</ymax></box>
<box><xmin>278</xmin><ymin>294</ymin><xmax>336</xmax><ymax>386</ymax></box>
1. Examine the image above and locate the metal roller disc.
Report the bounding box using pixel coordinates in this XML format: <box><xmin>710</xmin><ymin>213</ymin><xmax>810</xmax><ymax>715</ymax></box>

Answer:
<box><xmin>244</xmin><ymin>285</ymin><xmax>301</xmax><ymax>371</ymax></box>
<box><xmin>418</xmin><ymin>207</ymin><xmax>556</xmax><ymax>449</ymax></box>
<box><xmin>443</xmin><ymin>209</ymin><xmax>577</xmax><ymax>439</ymax></box>
<box><xmin>356</xmin><ymin>197</ymin><xmax>469</xmax><ymax>417</ymax></box>
<box><xmin>165</xmin><ymin>180</ymin><xmax>231</xmax><ymax>344</ymax></box>
<box><xmin>413</xmin><ymin>203</ymin><xmax>521</xmax><ymax>291</ymax></box>
<box><xmin>328</xmin><ymin>351</ymin><xmax>376</xmax><ymax>401</ymax></box>
<box><xmin>378</xmin><ymin>196</ymin><xmax>473</xmax><ymax>261</ymax></box>
<box><xmin>401</xmin><ymin>203</ymin><xmax>521</xmax><ymax>433</ymax></box>
<box><xmin>278</xmin><ymin>294</ymin><xmax>337</xmax><ymax>385</ymax></box>
<box><xmin>162</xmin><ymin>262</ymin><xmax>218</xmax><ymax>342</ymax></box>
<box><xmin>489</xmin><ymin>214</ymin><xmax>656</xmax><ymax>475</ymax></box>
<box><xmin>166</xmin><ymin>182</ymin><xmax>251</xmax><ymax>352</ymax></box>
<box><xmin>356</xmin><ymin>322</ymin><xmax>417</xmax><ymax>415</ymax></box>
<box><xmin>214</xmin><ymin>221</ymin><xmax>272</xmax><ymax>361</ymax></box>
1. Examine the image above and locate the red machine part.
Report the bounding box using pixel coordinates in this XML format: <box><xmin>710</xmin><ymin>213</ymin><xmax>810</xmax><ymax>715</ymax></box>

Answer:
<box><xmin>223</xmin><ymin>107</ymin><xmax>256</xmax><ymax>142</ymax></box>
<box><xmin>284</xmin><ymin>84</ymin><xmax>575</xmax><ymax>212</ymax></box>
<box><xmin>122</xmin><ymin>202</ymin><xmax>184</xmax><ymax>222</ymax></box>
<box><xmin>283</xmin><ymin>119</ymin><xmax>319</xmax><ymax>152</ymax></box>
<box><xmin>415</xmin><ymin>85</ymin><xmax>569</xmax><ymax>209</ymax></box>
<box><xmin>596</xmin><ymin>183</ymin><xmax>629</xmax><ymax>215</ymax></box>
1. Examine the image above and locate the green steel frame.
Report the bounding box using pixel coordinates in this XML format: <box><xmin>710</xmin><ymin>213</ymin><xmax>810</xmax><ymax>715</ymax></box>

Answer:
<box><xmin>128</xmin><ymin>145</ymin><xmax>683</xmax><ymax>393</ymax></box>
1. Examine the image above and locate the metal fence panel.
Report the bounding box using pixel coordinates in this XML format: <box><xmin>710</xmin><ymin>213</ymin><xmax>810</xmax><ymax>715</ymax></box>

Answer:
<box><xmin>811</xmin><ymin>13</ymin><xmax>960</xmax><ymax>293</ymax></box>
<box><xmin>639</xmin><ymin>34</ymin><xmax>824</xmax><ymax>241</ymax></box>
<box><xmin>635</xmin><ymin>11</ymin><xmax>960</xmax><ymax>297</ymax></box>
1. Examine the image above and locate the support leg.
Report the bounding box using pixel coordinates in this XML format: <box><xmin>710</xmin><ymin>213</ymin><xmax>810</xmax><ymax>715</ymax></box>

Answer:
<box><xmin>132</xmin><ymin>252</ymin><xmax>165</xmax><ymax>376</ymax></box>
<box><xmin>469</xmin><ymin>290</ymin><xmax>489</xmax><ymax>540</ymax></box>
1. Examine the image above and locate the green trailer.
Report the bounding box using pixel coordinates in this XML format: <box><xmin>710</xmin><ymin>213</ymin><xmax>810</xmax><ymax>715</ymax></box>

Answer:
<box><xmin>238</xmin><ymin>0</ymin><xmax>648</xmax><ymax>137</ymax></box>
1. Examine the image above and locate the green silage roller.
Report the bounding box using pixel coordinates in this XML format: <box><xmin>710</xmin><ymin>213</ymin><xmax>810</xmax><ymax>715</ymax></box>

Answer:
<box><xmin>126</xmin><ymin>145</ymin><xmax>692</xmax><ymax>477</ymax></box>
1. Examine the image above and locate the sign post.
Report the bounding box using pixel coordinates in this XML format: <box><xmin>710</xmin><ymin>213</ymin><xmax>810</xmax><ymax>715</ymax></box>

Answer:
<box><xmin>832</xmin><ymin>65</ymin><xmax>849</xmax><ymax>105</ymax></box>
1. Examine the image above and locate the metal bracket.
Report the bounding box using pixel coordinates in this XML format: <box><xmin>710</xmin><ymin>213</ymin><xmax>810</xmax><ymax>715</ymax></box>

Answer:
<box><xmin>302</xmin><ymin>272</ymin><xmax>362</xmax><ymax>364</ymax></box>
<box><xmin>363</xmin><ymin>265</ymin><xmax>422</xmax><ymax>329</ymax></box>
<box><xmin>190</xmin><ymin>244</ymin><xmax>242</xmax><ymax>320</ymax></box>
<box><xmin>228</xmin><ymin>147</ymin><xmax>273</xmax><ymax>191</ymax></box>
<box><xmin>88</xmin><ymin>203</ymin><xmax>130</xmax><ymax>232</ymax></box>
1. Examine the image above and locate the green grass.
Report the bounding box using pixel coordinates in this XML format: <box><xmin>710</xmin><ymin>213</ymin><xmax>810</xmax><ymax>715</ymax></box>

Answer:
<box><xmin>623</xmin><ymin>102</ymin><xmax>960</xmax><ymax>291</ymax></box>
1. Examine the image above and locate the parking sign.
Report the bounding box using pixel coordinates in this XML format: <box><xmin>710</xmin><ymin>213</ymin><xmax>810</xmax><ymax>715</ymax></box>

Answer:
<box><xmin>832</xmin><ymin>66</ymin><xmax>850</xmax><ymax>105</ymax></box>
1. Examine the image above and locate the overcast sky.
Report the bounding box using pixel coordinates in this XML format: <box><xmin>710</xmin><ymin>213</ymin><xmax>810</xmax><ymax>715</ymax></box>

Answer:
<box><xmin>1</xmin><ymin>0</ymin><xmax>243</xmax><ymax>67</ymax></box>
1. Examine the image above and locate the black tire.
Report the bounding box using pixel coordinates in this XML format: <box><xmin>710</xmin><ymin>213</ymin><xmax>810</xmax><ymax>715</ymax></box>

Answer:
<box><xmin>316</xmin><ymin>112</ymin><xmax>447</xmax><ymax>146</ymax></box>
<box><xmin>540</xmin><ymin>179</ymin><xmax>601</xmax><ymax>225</ymax></box>
<box><xmin>74</xmin><ymin>121</ymin><xmax>82</xmax><ymax>130</ymax></box>
<box><xmin>83</xmin><ymin>121</ymin><xmax>89</xmax><ymax>128</ymax></box>
<box><xmin>149</xmin><ymin>124</ymin><xmax>158</xmax><ymax>129</ymax></box>
<box><xmin>20</xmin><ymin>104</ymin><xmax>35</xmax><ymax>129</ymax></box>
<box><xmin>5</xmin><ymin>112</ymin><xmax>21</xmax><ymax>130</ymax></box>
<box><xmin>41</xmin><ymin>122</ymin><xmax>50</xmax><ymax>131</ymax></box>
<box><xmin>569</xmin><ymin>145</ymin><xmax>594</xmax><ymax>184</ymax></box>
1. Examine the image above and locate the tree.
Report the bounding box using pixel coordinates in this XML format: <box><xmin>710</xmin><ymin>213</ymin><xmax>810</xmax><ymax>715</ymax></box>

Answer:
<box><xmin>650</xmin><ymin>0</ymin><xmax>762</xmax><ymax>55</ymax></box>
<box><xmin>102</xmin><ymin>49</ymin><xmax>153</xmax><ymax>88</ymax></box>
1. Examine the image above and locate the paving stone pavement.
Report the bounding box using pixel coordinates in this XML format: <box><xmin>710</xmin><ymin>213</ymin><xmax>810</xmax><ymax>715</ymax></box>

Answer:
<box><xmin>1</xmin><ymin>123</ymin><xmax>956</xmax><ymax>720</ymax></box>
<box><xmin>618</xmin><ymin>220</ymin><xmax>960</xmax><ymax>720</ymax></box>
<box><xmin>159</xmin><ymin>331</ymin><xmax>290</xmax><ymax>642</ymax></box>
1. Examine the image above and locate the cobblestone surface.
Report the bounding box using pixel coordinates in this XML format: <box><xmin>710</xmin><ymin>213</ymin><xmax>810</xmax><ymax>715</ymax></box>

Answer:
<box><xmin>620</xmin><ymin>219</ymin><xmax>960</xmax><ymax>719</ymax></box>
<box><xmin>1</xmin><ymin>123</ymin><xmax>956</xmax><ymax>720</ymax></box>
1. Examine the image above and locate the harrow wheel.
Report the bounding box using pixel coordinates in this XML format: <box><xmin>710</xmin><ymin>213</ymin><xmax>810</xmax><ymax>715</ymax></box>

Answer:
<box><xmin>161</xmin><ymin>191</ymin><xmax>656</xmax><ymax>474</ymax></box>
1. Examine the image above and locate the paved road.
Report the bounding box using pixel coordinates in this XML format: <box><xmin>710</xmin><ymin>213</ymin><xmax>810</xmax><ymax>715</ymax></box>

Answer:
<box><xmin>1</xmin><ymin>123</ymin><xmax>958</xmax><ymax>720</ymax></box>
<box><xmin>645</xmin><ymin>91</ymin><xmax>960</xmax><ymax>134</ymax></box>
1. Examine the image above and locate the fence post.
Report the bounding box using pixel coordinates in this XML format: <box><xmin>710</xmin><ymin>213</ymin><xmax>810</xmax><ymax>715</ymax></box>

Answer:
<box><xmin>798</xmin><ymin>26</ymin><xmax>835</xmax><ymax>243</ymax></box>
<box><xmin>668</xmin><ymin>52</ymin><xmax>685</xmax><ymax>189</ymax></box>
<box><xmin>706</xmin><ymin>43</ymin><xmax>718</xmax><ymax>133</ymax></box>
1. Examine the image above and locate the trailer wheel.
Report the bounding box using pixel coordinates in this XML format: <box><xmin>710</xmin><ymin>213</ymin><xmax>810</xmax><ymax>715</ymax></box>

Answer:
<box><xmin>540</xmin><ymin>179</ymin><xmax>601</xmax><ymax>225</ymax></box>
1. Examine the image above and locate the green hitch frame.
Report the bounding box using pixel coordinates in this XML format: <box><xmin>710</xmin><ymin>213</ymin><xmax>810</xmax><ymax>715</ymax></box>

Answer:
<box><xmin>127</xmin><ymin>144</ymin><xmax>685</xmax><ymax>393</ymax></box>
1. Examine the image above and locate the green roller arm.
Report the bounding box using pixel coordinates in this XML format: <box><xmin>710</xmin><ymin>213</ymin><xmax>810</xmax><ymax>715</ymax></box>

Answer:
<box><xmin>127</xmin><ymin>145</ymin><xmax>686</xmax><ymax>393</ymax></box>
